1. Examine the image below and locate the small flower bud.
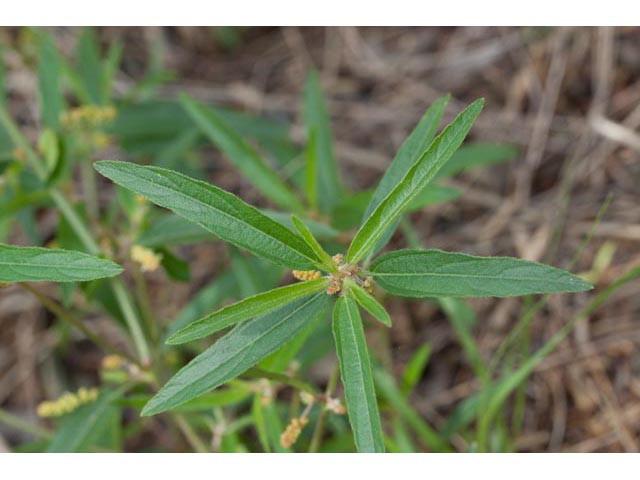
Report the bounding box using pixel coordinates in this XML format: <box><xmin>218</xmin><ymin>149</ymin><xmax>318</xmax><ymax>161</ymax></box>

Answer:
<box><xmin>131</xmin><ymin>245</ymin><xmax>162</xmax><ymax>272</ymax></box>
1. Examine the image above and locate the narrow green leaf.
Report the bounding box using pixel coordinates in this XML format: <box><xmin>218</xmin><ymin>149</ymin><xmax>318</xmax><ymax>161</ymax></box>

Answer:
<box><xmin>371</xmin><ymin>249</ymin><xmax>593</xmax><ymax>298</ymax></box>
<box><xmin>167</xmin><ymin>278</ymin><xmax>328</xmax><ymax>344</ymax></box>
<box><xmin>400</xmin><ymin>343</ymin><xmax>431</xmax><ymax>396</ymax></box>
<box><xmin>264</xmin><ymin>210</ymin><xmax>339</xmax><ymax>241</ymax></box>
<box><xmin>76</xmin><ymin>28</ymin><xmax>104</xmax><ymax>104</ymax></box>
<box><xmin>102</xmin><ymin>41</ymin><xmax>123</xmax><ymax>102</ymax></box>
<box><xmin>347</xmin><ymin>280</ymin><xmax>391</xmax><ymax>327</ymax></box>
<box><xmin>143</xmin><ymin>294</ymin><xmax>330</xmax><ymax>416</ymax></box>
<box><xmin>347</xmin><ymin>99</ymin><xmax>484</xmax><ymax>263</ymax></box>
<box><xmin>94</xmin><ymin>161</ymin><xmax>319</xmax><ymax>269</ymax></box>
<box><xmin>37</xmin><ymin>33</ymin><xmax>64</xmax><ymax>129</ymax></box>
<box><xmin>0</xmin><ymin>244</ymin><xmax>122</xmax><ymax>283</ymax></box>
<box><xmin>364</xmin><ymin>95</ymin><xmax>450</xmax><ymax>219</ymax></box>
<box><xmin>305</xmin><ymin>128</ymin><xmax>318</xmax><ymax>210</ymax></box>
<box><xmin>303</xmin><ymin>71</ymin><xmax>342</xmax><ymax>213</ymax></box>
<box><xmin>358</xmin><ymin>96</ymin><xmax>449</xmax><ymax>258</ymax></box>
<box><xmin>180</xmin><ymin>94</ymin><xmax>304</xmax><ymax>212</ymax></box>
<box><xmin>291</xmin><ymin>215</ymin><xmax>334</xmax><ymax>270</ymax></box>
<box><xmin>435</xmin><ymin>143</ymin><xmax>518</xmax><ymax>179</ymax></box>
<box><xmin>332</xmin><ymin>295</ymin><xmax>384</xmax><ymax>452</ymax></box>
<box><xmin>46</xmin><ymin>388</ymin><xmax>124</xmax><ymax>452</ymax></box>
<box><xmin>252</xmin><ymin>394</ymin><xmax>271</xmax><ymax>453</ymax></box>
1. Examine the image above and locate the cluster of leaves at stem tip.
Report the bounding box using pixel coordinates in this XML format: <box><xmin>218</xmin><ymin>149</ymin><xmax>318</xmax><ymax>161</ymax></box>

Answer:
<box><xmin>92</xmin><ymin>95</ymin><xmax>591</xmax><ymax>453</ymax></box>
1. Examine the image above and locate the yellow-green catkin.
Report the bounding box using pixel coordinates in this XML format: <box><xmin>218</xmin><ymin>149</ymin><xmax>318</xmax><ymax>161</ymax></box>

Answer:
<box><xmin>60</xmin><ymin>105</ymin><xmax>117</xmax><ymax>130</ymax></box>
<box><xmin>37</xmin><ymin>387</ymin><xmax>99</xmax><ymax>418</ymax></box>
<box><xmin>130</xmin><ymin>245</ymin><xmax>162</xmax><ymax>273</ymax></box>
<box><xmin>280</xmin><ymin>416</ymin><xmax>309</xmax><ymax>449</ymax></box>
<box><xmin>292</xmin><ymin>270</ymin><xmax>322</xmax><ymax>281</ymax></box>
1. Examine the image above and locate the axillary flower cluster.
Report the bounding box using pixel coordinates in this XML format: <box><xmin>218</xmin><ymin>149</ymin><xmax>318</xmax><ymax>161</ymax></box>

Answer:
<box><xmin>37</xmin><ymin>387</ymin><xmax>99</xmax><ymax>418</ymax></box>
<box><xmin>292</xmin><ymin>253</ymin><xmax>373</xmax><ymax>296</ymax></box>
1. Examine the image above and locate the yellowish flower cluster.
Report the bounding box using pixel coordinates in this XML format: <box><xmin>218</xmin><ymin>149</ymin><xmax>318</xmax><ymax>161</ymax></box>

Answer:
<box><xmin>36</xmin><ymin>387</ymin><xmax>99</xmax><ymax>418</ymax></box>
<box><xmin>101</xmin><ymin>354</ymin><xmax>126</xmax><ymax>371</ymax></box>
<box><xmin>130</xmin><ymin>245</ymin><xmax>162</xmax><ymax>272</ymax></box>
<box><xmin>292</xmin><ymin>270</ymin><xmax>322</xmax><ymax>281</ymax></box>
<box><xmin>61</xmin><ymin>105</ymin><xmax>117</xmax><ymax>129</ymax></box>
<box><xmin>325</xmin><ymin>397</ymin><xmax>346</xmax><ymax>415</ymax></box>
<box><xmin>280</xmin><ymin>416</ymin><xmax>309</xmax><ymax>449</ymax></box>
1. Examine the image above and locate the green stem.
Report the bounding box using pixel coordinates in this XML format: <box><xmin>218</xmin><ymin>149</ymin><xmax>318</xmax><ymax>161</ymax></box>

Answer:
<box><xmin>308</xmin><ymin>362</ymin><xmax>340</xmax><ymax>453</ymax></box>
<box><xmin>172</xmin><ymin>413</ymin><xmax>208</xmax><ymax>453</ymax></box>
<box><xmin>111</xmin><ymin>279</ymin><xmax>151</xmax><ymax>365</ymax></box>
<box><xmin>80</xmin><ymin>158</ymin><xmax>99</xmax><ymax>224</ymax></box>
<box><xmin>0</xmin><ymin>407</ymin><xmax>51</xmax><ymax>439</ymax></box>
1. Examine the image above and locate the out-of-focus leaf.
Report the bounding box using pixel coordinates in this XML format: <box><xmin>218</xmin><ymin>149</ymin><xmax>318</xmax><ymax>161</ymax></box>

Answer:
<box><xmin>303</xmin><ymin>71</ymin><xmax>342</xmax><ymax>213</ymax></box>
<box><xmin>181</xmin><ymin>95</ymin><xmax>304</xmax><ymax>212</ymax></box>
<box><xmin>435</xmin><ymin>143</ymin><xmax>518</xmax><ymax>179</ymax></box>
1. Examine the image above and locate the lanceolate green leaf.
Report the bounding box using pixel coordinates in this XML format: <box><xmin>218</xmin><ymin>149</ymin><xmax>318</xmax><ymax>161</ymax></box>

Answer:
<box><xmin>370</xmin><ymin>249</ymin><xmax>593</xmax><ymax>298</ymax></box>
<box><xmin>94</xmin><ymin>161</ymin><xmax>319</xmax><ymax>269</ymax></box>
<box><xmin>303</xmin><ymin>71</ymin><xmax>342</xmax><ymax>213</ymax></box>
<box><xmin>347</xmin><ymin>99</ymin><xmax>484</xmax><ymax>263</ymax></box>
<box><xmin>180</xmin><ymin>95</ymin><xmax>304</xmax><ymax>212</ymax></box>
<box><xmin>347</xmin><ymin>281</ymin><xmax>391</xmax><ymax>327</ymax></box>
<box><xmin>143</xmin><ymin>294</ymin><xmax>330</xmax><ymax>416</ymax></box>
<box><xmin>332</xmin><ymin>295</ymin><xmax>384</xmax><ymax>453</ymax></box>
<box><xmin>0</xmin><ymin>244</ymin><xmax>123</xmax><ymax>282</ymax></box>
<box><xmin>167</xmin><ymin>278</ymin><xmax>328</xmax><ymax>344</ymax></box>
<box><xmin>291</xmin><ymin>215</ymin><xmax>335</xmax><ymax>270</ymax></box>
<box><xmin>364</xmin><ymin>95</ymin><xmax>449</xmax><ymax>219</ymax></box>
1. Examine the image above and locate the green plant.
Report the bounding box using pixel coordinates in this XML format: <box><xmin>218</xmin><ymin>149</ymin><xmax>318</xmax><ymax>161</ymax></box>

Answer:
<box><xmin>94</xmin><ymin>97</ymin><xmax>591</xmax><ymax>452</ymax></box>
<box><xmin>4</xmin><ymin>30</ymin><xmax>635</xmax><ymax>454</ymax></box>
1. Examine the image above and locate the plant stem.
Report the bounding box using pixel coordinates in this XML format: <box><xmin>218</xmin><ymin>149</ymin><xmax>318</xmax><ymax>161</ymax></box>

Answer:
<box><xmin>0</xmin><ymin>408</ymin><xmax>51</xmax><ymax>439</ymax></box>
<box><xmin>80</xmin><ymin>158</ymin><xmax>99</xmax><ymax>224</ymax></box>
<box><xmin>172</xmin><ymin>413</ymin><xmax>208</xmax><ymax>453</ymax></box>
<box><xmin>19</xmin><ymin>283</ymin><xmax>140</xmax><ymax>367</ymax></box>
<box><xmin>110</xmin><ymin>279</ymin><xmax>151</xmax><ymax>365</ymax></box>
<box><xmin>308</xmin><ymin>362</ymin><xmax>340</xmax><ymax>453</ymax></box>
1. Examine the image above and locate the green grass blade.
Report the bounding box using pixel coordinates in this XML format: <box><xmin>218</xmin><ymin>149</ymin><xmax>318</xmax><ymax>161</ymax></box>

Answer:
<box><xmin>371</xmin><ymin>249</ymin><xmax>592</xmax><ymax>297</ymax></box>
<box><xmin>373</xmin><ymin>369</ymin><xmax>450</xmax><ymax>452</ymax></box>
<box><xmin>332</xmin><ymin>295</ymin><xmax>384</xmax><ymax>452</ymax></box>
<box><xmin>75</xmin><ymin>28</ymin><xmax>104</xmax><ymax>105</ymax></box>
<box><xmin>303</xmin><ymin>71</ymin><xmax>342</xmax><ymax>213</ymax></box>
<box><xmin>167</xmin><ymin>278</ymin><xmax>328</xmax><ymax>344</ymax></box>
<box><xmin>37</xmin><ymin>33</ymin><xmax>64</xmax><ymax>129</ymax></box>
<box><xmin>401</xmin><ymin>343</ymin><xmax>431</xmax><ymax>396</ymax></box>
<box><xmin>94</xmin><ymin>161</ymin><xmax>319</xmax><ymax>269</ymax></box>
<box><xmin>291</xmin><ymin>215</ymin><xmax>335</xmax><ymax>270</ymax></box>
<box><xmin>180</xmin><ymin>94</ymin><xmax>304</xmax><ymax>212</ymax></box>
<box><xmin>347</xmin><ymin>281</ymin><xmax>391</xmax><ymax>327</ymax></box>
<box><xmin>143</xmin><ymin>294</ymin><xmax>330</xmax><ymax>416</ymax></box>
<box><xmin>435</xmin><ymin>143</ymin><xmax>518</xmax><ymax>179</ymax></box>
<box><xmin>406</xmin><ymin>184</ymin><xmax>462</xmax><ymax>212</ymax></box>
<box><xmin>0</xmin><ymin>244</ymin><xmax>122</xmax><ymax>283</ymax></box>
<box><xmin>347</xmin><ymin>99</ymin><xmax>484</xmax><ymax>263</ymax></box>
